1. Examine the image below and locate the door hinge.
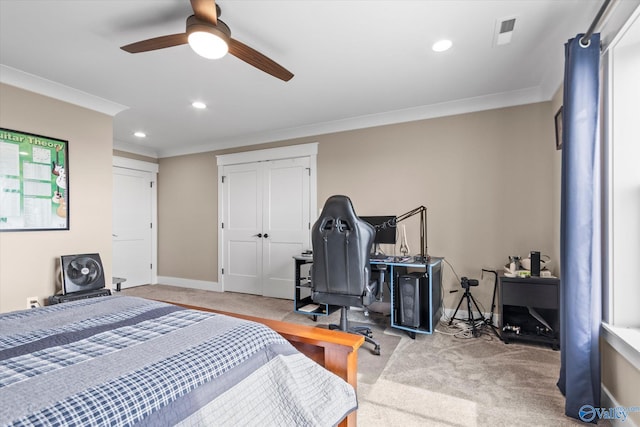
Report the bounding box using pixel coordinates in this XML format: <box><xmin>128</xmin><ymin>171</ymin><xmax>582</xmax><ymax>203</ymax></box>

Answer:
<box><xmin>308</xmin><ymin>222</ymin><xmax>311</xmax><ymax>230</ymax></box>
<box><xmin>150</xmin><ymin>222</ymin><xmax>153</xmax><ymax>229</ymax></box>
<box><xmin>221</xmin><ymin>222</ymin><xmax>224</xmax><ymax>229</ymax></box>
<box><xmin>306</xmin><ymin>167</ymin><xmax>311</xmax><ymax>176</ymax></box>
<box><xmin>221</xmin><ymin>268</ymin><xmax>224</xmax><ymax>275</ymax></box>
<box><xmin>221</xmin><ymin>176</ymin><xmax>225</xmax><ymax>183</ymax></box>
<box><xmin>150</xmin><ymin>263</ymin><xmax>153</xmax><ymax>269</ymax></box>
<box><xmin>150</xmin><ymin>181</ymin><xmax>153</xmax><ymax>188</ymax></box>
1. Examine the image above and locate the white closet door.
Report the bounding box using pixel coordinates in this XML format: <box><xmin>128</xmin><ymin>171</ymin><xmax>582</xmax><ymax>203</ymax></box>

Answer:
<box><xmin>221</xmin><ymin>157</ymin><xmax>311</xmax><ymax>299</ymax></box>
<box><xmin>262</xmin><ymin>157</ymin><xmax>310</xmax><ymax>299</ymax></box>
<box><xmin>222</xmin><ymin>162</ymin><xmax>263</xmax><ymax>295</ymax></box>
<box><xmin>112</xmin><ymin>167</ymin><xmax>153</xmax><ymax>288</ymax></box>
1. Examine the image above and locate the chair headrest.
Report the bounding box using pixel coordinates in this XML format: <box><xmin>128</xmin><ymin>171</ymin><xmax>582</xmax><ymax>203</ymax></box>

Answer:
<box><xmin>319</xmin><ymin>195</ymin><xmax>357</xmax><ymax>219</ymax></box>
<box><xmin>317</xmin><ymin>195</ymin><xmax>361</xmax><ymax>231</ymax></box>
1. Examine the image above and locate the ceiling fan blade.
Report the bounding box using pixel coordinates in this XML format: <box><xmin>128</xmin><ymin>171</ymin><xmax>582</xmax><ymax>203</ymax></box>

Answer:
<box><xmin>229</xmin><ymin>38</ymin><xmax>294</xmax><ymax>82</ymax></box>
<box><xmin>191</xmin><ymin>0</ymin><xmax>218</xmax><ymax>25</ymax></box>
<box><xmin>121</xmin><ymin>33</ymin><xmax>188</xmax><ymax>53</ymax></box>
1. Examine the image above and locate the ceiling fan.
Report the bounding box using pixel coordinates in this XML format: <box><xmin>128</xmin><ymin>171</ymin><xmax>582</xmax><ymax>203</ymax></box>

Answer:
<box><xmin>120</xmin><ymin>0</ymin><xmax>293</xmax><ymax>82</ymax></box>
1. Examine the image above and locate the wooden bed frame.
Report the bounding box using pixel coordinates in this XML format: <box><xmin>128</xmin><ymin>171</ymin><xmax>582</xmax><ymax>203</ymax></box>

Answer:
<box><xmin>166</xmin><ymin>302</ymin><xmax>364</xmax><ymax>427</ymax></box>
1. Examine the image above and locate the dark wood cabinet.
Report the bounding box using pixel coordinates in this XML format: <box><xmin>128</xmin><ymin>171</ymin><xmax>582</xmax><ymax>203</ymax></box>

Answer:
<box><xmin>500</xmin><ymin>275</ymin><xmax>560</xmax><ymax>349</ymax></box>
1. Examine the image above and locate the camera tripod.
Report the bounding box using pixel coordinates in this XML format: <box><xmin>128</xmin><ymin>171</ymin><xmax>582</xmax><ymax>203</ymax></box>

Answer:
<box><xmin>448</xmin><ymin>270</ymin><xmax>500</xmax><ymax>339</ymax></box>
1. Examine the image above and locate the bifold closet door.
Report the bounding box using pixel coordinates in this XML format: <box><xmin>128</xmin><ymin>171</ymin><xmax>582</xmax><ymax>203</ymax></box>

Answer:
<box><xmin>222</xmin><ymin>157</ymin><xmax>310</xmax><ymax>298</ymax></box>
<box><xmin>222</xmin><ymin>162</ymin><xmax>263</xmax><ymax>295</ymax></box>
<box><xmin>262</xmin><ymin>157</ymin><xmax>310</xmax><ymax>299</ymax></box>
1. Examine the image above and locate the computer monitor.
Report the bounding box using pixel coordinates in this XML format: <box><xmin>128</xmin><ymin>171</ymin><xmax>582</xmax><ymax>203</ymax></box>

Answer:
<box><xmin>360</xmin><ymin>216</ymin><xmax>397</xmax><ymax>244</ymax></box>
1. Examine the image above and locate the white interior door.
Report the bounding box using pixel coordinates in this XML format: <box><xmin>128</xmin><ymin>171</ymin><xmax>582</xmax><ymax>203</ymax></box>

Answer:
<box><xmin>222</xmin><ymin>163</ymin><xmax>263</xmax><ymax>295</ymax></box>
<box><xmin>112</xmin><ymin>167</ymin><xmax>153</xmax><ymax>288</ymax></box>
<box><xmin>221</xmin><ymin>157</ymin><xmax>311</xmax><ymax>299</ymax></box>
<box><xmin>262</xmin><ymin>158</ymin><xmax>310</xmax><ymax>299</ymax></box>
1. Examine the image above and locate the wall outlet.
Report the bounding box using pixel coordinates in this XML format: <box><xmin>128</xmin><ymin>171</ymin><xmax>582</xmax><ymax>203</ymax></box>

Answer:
<box><xmin>27</xmin><ymin>297</ymin><xmax>40</xmax><ymax>309</ymax></box>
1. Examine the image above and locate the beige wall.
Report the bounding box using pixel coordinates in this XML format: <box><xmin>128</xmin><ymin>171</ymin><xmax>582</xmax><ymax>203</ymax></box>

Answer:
<box><xmin>158</xmin><ymin>101</ymin><xmax>561</xmax><ymax>310</ymax></box>
<box><xmin>0</xmin><ymin>84</ymin><xmax>114</xmax><ymax>312</ymax></box>
<box><xmin>158</xmin><ymin>153</ymin><xmax>217</xmax><ymax>281</ymax></box>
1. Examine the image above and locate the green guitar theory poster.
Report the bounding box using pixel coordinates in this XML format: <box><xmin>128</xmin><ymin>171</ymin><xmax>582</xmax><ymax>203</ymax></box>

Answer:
<box><xmin>0</xmin><ymin>128</ymin><xmax>69</xmax><ymax>231</ymax></box>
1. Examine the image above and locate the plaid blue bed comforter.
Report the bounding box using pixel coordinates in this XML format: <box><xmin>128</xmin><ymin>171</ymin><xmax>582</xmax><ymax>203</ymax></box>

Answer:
<box><xmin>0</xmin><ymin>296</ymin><xmax>357</xmax><ymax>426</ymax></box>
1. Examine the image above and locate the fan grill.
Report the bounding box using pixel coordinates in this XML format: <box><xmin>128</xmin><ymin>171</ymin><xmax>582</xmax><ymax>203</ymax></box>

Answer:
<box><xmin>61</xmin><ymin>253</ymin><xmax>106</xmax><ymax>294</ymax></box>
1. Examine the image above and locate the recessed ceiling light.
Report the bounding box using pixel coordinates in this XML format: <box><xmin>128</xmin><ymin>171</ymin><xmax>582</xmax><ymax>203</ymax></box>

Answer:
<box><xmin>192</xmin><ymin>101</ymin><xmax>207</xmax><ymax>109</ymax></box>
<box><xmin>432</xmin><ymin>39</ymin><xmax>453</xmax><ymax>52</ymax></box>
<box><xmin>134</xmin><ymin>131</ymin><xmax>146</xmax><ymax>138</ymax></box>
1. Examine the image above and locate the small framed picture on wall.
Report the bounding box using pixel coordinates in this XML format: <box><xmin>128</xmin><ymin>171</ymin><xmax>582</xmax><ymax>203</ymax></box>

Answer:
<box><xmin>554</xmin><ymin>106</ymin><xmax>563</xmax><ymax>150</ymax></box>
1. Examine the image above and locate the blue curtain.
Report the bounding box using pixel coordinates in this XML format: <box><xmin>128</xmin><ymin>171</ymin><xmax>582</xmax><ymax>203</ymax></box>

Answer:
<box><xmin>557</xmin><ymin>33</ymin><xmax>602</xmax><ymax>421</ymax></box>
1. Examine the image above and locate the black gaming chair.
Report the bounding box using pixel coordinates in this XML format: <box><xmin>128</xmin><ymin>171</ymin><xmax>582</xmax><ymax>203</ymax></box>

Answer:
<box><xmin>311</xmin><ymin>195</ymin><xmax>381</xmax><ymax>355</ymax></box>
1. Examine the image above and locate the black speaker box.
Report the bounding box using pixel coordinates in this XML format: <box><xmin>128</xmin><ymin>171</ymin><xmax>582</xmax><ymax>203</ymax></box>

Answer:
<box><xmin>530</xmin><ymin>251</ymin><xmax>541</xmax><ymax>276</ymax></box>
<box><xmin>398</xmin><ymin>272</ymin><xmax>429</xmax><ymax>328</ymax></box>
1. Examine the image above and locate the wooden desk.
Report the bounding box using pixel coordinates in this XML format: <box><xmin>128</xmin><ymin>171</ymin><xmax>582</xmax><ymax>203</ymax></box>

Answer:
<box><xmin>293</xmin><ymin>256</ymin><xmax>444</xmax><ymax>338</ymax></box>
<box><xmin>372</xmin><ymin>257</ymin><xmax>443</xmax><ymax>337</ymax></box>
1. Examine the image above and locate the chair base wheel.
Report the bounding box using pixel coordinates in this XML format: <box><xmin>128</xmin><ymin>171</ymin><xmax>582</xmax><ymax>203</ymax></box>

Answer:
<box><xmin>364</xmin><ymin>336</ymin><xmax>381</xmax><ymax>356</ymax></box>
<box><xmin>327</xmin><ymin>308</ymin><xmax>381</xmax><ymax>355</ymax></box>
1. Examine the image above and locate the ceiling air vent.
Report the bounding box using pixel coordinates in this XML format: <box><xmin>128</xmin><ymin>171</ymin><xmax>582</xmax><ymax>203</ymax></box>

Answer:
<box><xmin>494</xmin><ymin>17</ymin><xmax>517</xmax><ymax>46</ymax></box>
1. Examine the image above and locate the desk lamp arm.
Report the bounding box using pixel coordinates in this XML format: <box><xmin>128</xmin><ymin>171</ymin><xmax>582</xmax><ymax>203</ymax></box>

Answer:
<box><xmin>394</xmin><ymin>206</ymin><xmax>429</xmax><ymax>262</ymax></box>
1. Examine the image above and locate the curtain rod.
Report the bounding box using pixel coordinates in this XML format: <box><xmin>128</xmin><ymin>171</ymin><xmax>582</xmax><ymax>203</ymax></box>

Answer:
<box><xmin>580</xmin><ymin>0</ymin><xmax>613</xmax><ymax>46</ymax></box>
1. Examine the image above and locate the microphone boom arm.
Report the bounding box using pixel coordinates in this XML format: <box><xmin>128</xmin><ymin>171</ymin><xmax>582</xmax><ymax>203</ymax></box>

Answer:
<box><xmin>394</xmin><ymin>206</ymin><xmax>429</xmax><ymax>262</ymax></box>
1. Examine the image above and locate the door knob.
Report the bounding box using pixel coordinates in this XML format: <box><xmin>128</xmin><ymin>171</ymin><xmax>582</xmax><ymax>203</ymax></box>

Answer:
<box><xmin>263</xmin><ymin>233</ymin><xmax>269</xmax><ymax>238</ymax></box>
<box><xmin>254</xmin><ymin>233</ymin><xmax>262</xmax><ymax>238</ymax></box>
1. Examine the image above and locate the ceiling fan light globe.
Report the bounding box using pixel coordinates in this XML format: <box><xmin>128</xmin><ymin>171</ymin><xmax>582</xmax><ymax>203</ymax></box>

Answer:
<box><xmin>188</xmin><ymin>31</ymin><xmax>228</xmax><ymax>59</ymax></box>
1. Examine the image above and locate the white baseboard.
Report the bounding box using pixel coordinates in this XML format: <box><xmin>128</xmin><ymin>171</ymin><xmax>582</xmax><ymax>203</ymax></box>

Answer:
<box><xmin>156</xmin><ymin>276</ymin><xmax>222</xmax><ymax>293</ymax></box>
<box><xmin>441</xmin><ymin>307</ymin><xmax>499</xmax><ymax>326</ymax></box>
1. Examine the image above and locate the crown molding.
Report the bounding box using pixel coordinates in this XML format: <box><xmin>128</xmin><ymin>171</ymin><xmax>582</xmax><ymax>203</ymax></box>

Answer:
<box><xmin>0</xmin><ymin>64</ymin><xmax>128</xmax><ymax>116</ymax></box>
<box><xmin>113</xmin><ymin>139</ymin><xmax>159</xmax><ymax>159</ymax></box>
<box><xmin>155</xmin><ymin>85</ymin><xmax>546</xmax><ymax>158</ymax></box>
